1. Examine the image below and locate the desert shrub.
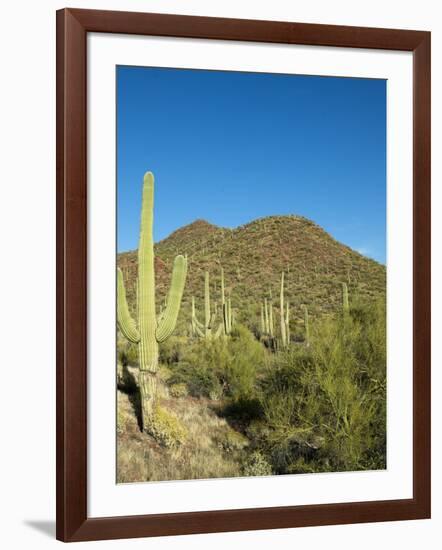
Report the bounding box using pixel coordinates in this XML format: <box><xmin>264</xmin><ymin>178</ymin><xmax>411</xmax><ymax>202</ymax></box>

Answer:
<box><xmin>214</xmin><ymin>429</ymin><xmax>249</xmax><ymax>453</ymax></box>
<box><xmin>167</xmin><ymin>326</ymin><xmax>265</xmax><ymax>402</ymax></box>
<box><xmin>117</xmin><ymin>341</ymin><xmax>139</xmax><ymax>367</ymax></box>
<box><xmin>167</xmin><ymin>355</ymin><xmax>223</xmax><ymax>399</ymax></box>
<box><xmin>255</xmin><ymin>298</ymin><xmax>386</xmax><ymax>474</ymax></box>
<box><xmin>159</xmin><ymin>336</ymin><xmax>187</xmax><ymax>365</ymax></box>
<box><xmin>168</xmin><ymin>382</ymin><xmax>188</xmax><ymax>398</ymax></box>
<box><xmin>147</xmin><ymin>406</ymin><xmax>187</xmax><ymax>448</ymax></box>
<box><xmin>223</xmin><ymin>325</ymin><xmax>266</xmax><ymax>400</ymax></box>
<box><xmin>242</xmin><ymin>451</ymin><xmax>273</xmax><ymax>477</ymax></box>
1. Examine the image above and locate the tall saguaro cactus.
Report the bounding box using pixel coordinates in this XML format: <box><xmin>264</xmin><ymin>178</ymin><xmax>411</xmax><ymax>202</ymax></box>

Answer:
<box><xmin>279</xmin><ymin>272</ymin><xmax>290</xmax><ymax>348</ymax></box>
<box><xmin>117</xmin><ymin>172</ymin><xmax>188</xmax><ymax>432</ymax></box>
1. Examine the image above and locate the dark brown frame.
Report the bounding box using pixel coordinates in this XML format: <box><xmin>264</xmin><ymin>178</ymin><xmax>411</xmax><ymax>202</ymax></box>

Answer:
<box><xmin>56</xmin><ymin>8</ymin><xmax>431</xmax><ymax>542</ymax></box>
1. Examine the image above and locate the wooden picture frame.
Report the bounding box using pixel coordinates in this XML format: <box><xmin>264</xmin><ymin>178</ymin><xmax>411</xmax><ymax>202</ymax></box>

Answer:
<box><xmin>56</xmin><ymin>8</ymin><xmax>431</xmax><ymax>542</ymax></box>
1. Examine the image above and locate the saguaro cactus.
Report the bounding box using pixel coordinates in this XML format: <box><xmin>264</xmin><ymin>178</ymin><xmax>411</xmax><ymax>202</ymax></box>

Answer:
<box><xmin>285</xmin><ymin>301</ymin><xmax>290</xmax><ymax>346</ymax></box>
<box><xmin>117</xmin><ymin>172</ymin><xmax>188</xmax><ymax>432</ymax></box>
<box><xmin>221</xmin><ymin>267</ymin><xmax>233</xmax><ymax>336</ymax></box>
<box><xmin>192</xmin><ymin>271</ymin><xmax>222</xmax><ymax>339</ymax></box>
<box><xmin>264</xmin><ymin>298</ymin><xmax>270</xmax><ymax>334</ymax></box>
<box><xmin>193</xmin><ymin>267</ymin><xmax>231</xmax><ymax>339</ymax></box>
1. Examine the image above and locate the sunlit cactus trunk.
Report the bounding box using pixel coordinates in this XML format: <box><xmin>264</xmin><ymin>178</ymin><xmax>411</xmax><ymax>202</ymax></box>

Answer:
<box><xmin>117</xmin><ymin>172</ymin><xmax>188</xmax><ymax>432</ymax></box>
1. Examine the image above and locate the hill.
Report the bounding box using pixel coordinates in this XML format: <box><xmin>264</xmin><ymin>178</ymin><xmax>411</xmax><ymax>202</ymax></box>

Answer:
<box><xmin>117</xmin><ymin>215</ymin><xmax>386</xmax><ymax>336</ymax></box>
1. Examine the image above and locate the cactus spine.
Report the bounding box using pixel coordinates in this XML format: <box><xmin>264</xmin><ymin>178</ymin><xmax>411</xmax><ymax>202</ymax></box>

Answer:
<box><xmin>117</xmin><ymin>172</ymin><xmax>188</xmax><ymax>432</ymax></box>
<box><xmin>342</xmin><ymin>282</ymin><xmax>349</xmax><ymax>311</ymax></box>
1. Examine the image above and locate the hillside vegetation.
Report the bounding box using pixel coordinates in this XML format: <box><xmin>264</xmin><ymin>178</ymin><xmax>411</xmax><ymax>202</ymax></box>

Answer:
<box><xmin>117</xmin><ymin>215</ymin><xmax>386</xmax><ymax>483</ymax></box>
<box><xmin>118</xmin><ymin>216</ymin><xmax>385</xmax><ymax>334</ymax></box>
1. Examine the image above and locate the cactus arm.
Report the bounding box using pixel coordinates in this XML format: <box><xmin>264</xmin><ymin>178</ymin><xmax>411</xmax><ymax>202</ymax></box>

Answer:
<box><xmin>264</xmin><ymin>298</ymin><xmax>270</xmax><ymax>334</ymax></box>
<box><xmin>260</xmin><ymin>303</ymin><xmax>265</xmax><ymax>334</ymax></box>
<box><xmin>194</xmin><ymin>324</ymin><xmax>205</xmax><ymax>338</ymax></box>
<box><xmin>117</xmin><ymin>268</ymin><xmax>140</xmax><ymax>343</ymax></box>
<box><xmin>210</xmin><ymin>312</ymin><xmax>217</xmax><ymax>328</ymax></box>
<box><xmin>269</xmin><ymin>301</ymin><xmax>274</xmax><ymax>338</ymax></box>
<box><xmin>156</xmin><ymin>255</ymin><xmax>188</xmax><ymax>343</ymax></box>
<box><xmin>215</xmin><ymin>322</ymin><xmax>224</xmax><ymax>339</ymax></box>
<box><xmin>193</xmin><ymin>314</ymin><xmax>205</xmax><ymax>330</ymax></box>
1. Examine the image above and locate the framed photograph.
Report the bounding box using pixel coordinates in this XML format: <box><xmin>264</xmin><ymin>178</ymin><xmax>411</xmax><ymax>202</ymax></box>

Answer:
<box><xmin>56</xmin><ymin>8</ymin><xmax>431</xmax><ymax>542</ymax></box>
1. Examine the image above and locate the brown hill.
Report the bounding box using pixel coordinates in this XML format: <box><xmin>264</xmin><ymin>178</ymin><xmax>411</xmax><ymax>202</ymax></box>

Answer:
<box><xmin>117</xmin><ymin>215</ymin><xmax>385</xmax><ymax>335</ymax></box>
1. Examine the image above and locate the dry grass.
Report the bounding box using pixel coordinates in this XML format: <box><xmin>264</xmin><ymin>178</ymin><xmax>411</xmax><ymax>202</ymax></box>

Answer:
<box><xmin>117</xmin><ymin>378</ymin><xmax>247</xmax><ymax>483</ymax></box>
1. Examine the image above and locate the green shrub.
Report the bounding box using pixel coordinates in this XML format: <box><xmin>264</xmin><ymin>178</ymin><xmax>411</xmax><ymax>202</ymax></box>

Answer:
<box><xmin>255</xmin><ymin>298</ymin><xmax>386</xmax><ymax>474</ymax></box>
<box><xmin>167</xmin><ymin>356</ymin><xmax>223</xmax><ymax>399</ymax></box>
<box><xmin>147</xmin><ymin>406</ymin><xmax>187</xmax><ymax>448</ymax></box>
<box><xmin>223</xmin><ymin>325</ymin><xmax>266</xmax><ymax>400</ymax></box>
<box><xmin>117</xmin><ymin>341</ymin><xmax>139</xmax><ymax>367</ymax></box>
<box><xmin>159</xmin><ymin>336</ymin><xmax>187</xmax><ymax>365</ymax></box>
<box><xmin>242</xmin><ymin>451</ymin><xmax>273</xmax><ymax>477</ymax></box>
<box><xmin>168</xmin><ymin>382</ymin><xmax>188</xmax><ymax>398</ymax></box>
<box><xmin>215</xmin><ymin>429</ymin><xmax>248</xmax><ymax>453</ymax></box>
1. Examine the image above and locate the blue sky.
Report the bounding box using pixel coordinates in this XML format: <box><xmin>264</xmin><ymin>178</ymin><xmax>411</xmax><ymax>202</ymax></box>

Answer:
<box><xmin>117</xmin><ymin>66</ymin><xmax>386</xmax><ymax>263</ymax></box>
